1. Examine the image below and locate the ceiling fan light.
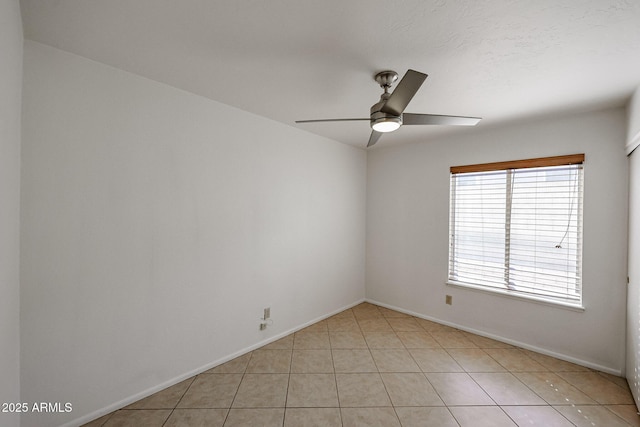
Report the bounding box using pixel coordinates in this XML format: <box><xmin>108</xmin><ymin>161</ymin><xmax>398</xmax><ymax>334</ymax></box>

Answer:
<box><xmin>371</xmin><ymin>117</ymin><xmax>402</xmax><ymax>133</ymax></box>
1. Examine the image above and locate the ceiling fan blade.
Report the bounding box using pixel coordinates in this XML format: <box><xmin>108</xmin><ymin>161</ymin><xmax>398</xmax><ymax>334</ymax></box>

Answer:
<box><xmin>295</xmin><ymin>118</ymin><xmax>369</xmax><ymax>123</ymax></box>
<box><xmin>367</xmin><ymin>130</ymin><xmax>383</xmax><ymax>148</ymax></box>
<box><xmin>402</xmin><ymin>113</ymin><xmax>481</xmax><ymax>126</ymax></box>
<box><xmin>380</xmin><ymin>69</ymin><xmax>428</xmax><ymax>116</ymax></box>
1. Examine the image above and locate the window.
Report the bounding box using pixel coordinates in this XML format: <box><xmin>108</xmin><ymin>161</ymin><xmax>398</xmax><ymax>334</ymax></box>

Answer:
<box><xmin>448</xmin><ymin>154</ymin><xmax>584</xmax><ymax>307</ymax></box>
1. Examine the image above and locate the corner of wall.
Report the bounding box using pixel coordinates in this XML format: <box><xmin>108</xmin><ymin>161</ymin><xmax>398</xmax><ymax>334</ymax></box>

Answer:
<box><xmin>626</xmin><ymin>85</ymin><xmax>640</xmax><ymax>410</ymax></box>
<box><xmin>627</xmin><ymin>85</ymin><xmax>640</xmax><ymax>155</ymax></box>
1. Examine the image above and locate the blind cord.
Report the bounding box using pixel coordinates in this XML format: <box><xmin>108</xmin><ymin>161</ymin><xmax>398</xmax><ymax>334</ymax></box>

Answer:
<box><xmin>555</xmin><ymin>167</ymin><xmax>579</xmax><ymax>249</ymax></box>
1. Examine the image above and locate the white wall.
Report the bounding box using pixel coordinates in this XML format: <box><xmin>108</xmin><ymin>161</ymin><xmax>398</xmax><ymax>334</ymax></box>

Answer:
<box><xmin>626</xmin><ymin>85</ymin><xmax>640</xmax><ymax>409</ymax></box>
<box><xmin>367</xmin><ymin>108</ymin><xmax>629</xmax><ymax>373</ymax></box>
<box><xmin>20</xmin><ymin>41</ymin><xmax>366</xmax><ymax>427</ymax></box>
<box><xmin>0</xmin><ymin>1</ymin><xmax>22</xmax><ymax>427</ymax></box>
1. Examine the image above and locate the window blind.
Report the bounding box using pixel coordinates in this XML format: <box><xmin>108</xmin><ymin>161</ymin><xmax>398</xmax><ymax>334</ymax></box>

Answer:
<box><xmin>448</xmin><ymin>154</ymin><xmax>584</xmax><ymax>305</ymax></box>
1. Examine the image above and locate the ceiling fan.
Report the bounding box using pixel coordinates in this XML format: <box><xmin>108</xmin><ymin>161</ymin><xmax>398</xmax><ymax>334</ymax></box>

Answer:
<box><xmin>296</xmin><ymin>69</ymin><xmax>481</xmax><ymax>147</ymax></box>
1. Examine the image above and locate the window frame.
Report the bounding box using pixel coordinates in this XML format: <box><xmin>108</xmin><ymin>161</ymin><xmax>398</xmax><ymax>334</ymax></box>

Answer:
<box><xmin>447</xmin><ymin>154</ymin><xmax>585</xmax><ymax>310</ymax></box>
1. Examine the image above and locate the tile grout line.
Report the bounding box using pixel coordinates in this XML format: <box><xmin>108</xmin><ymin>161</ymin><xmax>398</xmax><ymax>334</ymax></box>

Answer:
<box><xmin>221</xmin><ymin>350</ymin><xmax>254</xmax><ymax>426</ymax></box>
<box><xmin>359</xmin><ymin>306</ymin><xmax>403</xmax><ymax>426</ymax></box>
<box><xmin>159</xmin><ymin>376</ymin><xmax>197</xmax><ymax>427</ymax></box>
<box><xmin>328</xmin><ymin>312</ymin><xmax>345</xmax><ymax>427</ymax></box>
<box><xmin>281</xmin><ymin>347</ymin><xmax>294</xmax><ymax>427</ymax></box>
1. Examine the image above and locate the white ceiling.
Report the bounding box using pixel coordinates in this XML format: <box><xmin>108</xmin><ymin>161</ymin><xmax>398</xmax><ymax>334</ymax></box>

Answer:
<box><xmin>20</xmin><ymin>0</ymin><xmax>640</xmax><ymax>148</ymax></box>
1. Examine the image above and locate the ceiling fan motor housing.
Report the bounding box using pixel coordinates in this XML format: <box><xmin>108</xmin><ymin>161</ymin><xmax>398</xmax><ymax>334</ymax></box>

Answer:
<box><xmin>370</xmin><ymin>92</ymin><xmax>402</xmax><ymax>132</ymax></box>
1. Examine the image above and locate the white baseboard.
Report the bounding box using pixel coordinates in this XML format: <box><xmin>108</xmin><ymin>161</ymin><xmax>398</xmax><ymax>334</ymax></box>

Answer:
<box><xmin>366</xmin><ymin>298</ymin><xmax>622</xmax><ymax>376</ymax></box>
<box><xmin>64</xmin><ymin>298</ymin><xmax>365</xmax><ymax>427</ymax></box>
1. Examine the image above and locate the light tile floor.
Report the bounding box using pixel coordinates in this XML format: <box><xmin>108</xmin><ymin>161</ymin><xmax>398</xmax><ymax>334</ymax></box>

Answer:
<box><xmin>83</xmin><ymin>303</ymin><xmax>640</xmax><ymax>426</ymax></box>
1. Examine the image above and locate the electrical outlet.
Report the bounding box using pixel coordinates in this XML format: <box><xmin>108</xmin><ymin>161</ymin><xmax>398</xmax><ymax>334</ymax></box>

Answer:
<box><xmin>446</xmin><ymin>295</ymin><xmax>453</xmax><ymax>305</ymax></box>
<box><xmin>259</xmin><ymin>321</ymin><xmax>267</xmax><ymax>331</ymax></box>
<box><xmin>264</xmin><ymin>307</ymin><xmax>271</xmax><ymax>320</ymax></box>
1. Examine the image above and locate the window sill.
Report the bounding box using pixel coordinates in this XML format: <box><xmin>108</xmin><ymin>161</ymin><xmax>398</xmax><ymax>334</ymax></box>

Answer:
<box><xmin>446</xmin><ymin>280</ymin><xmax>585</xmax><ymax>312</ymax></box>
